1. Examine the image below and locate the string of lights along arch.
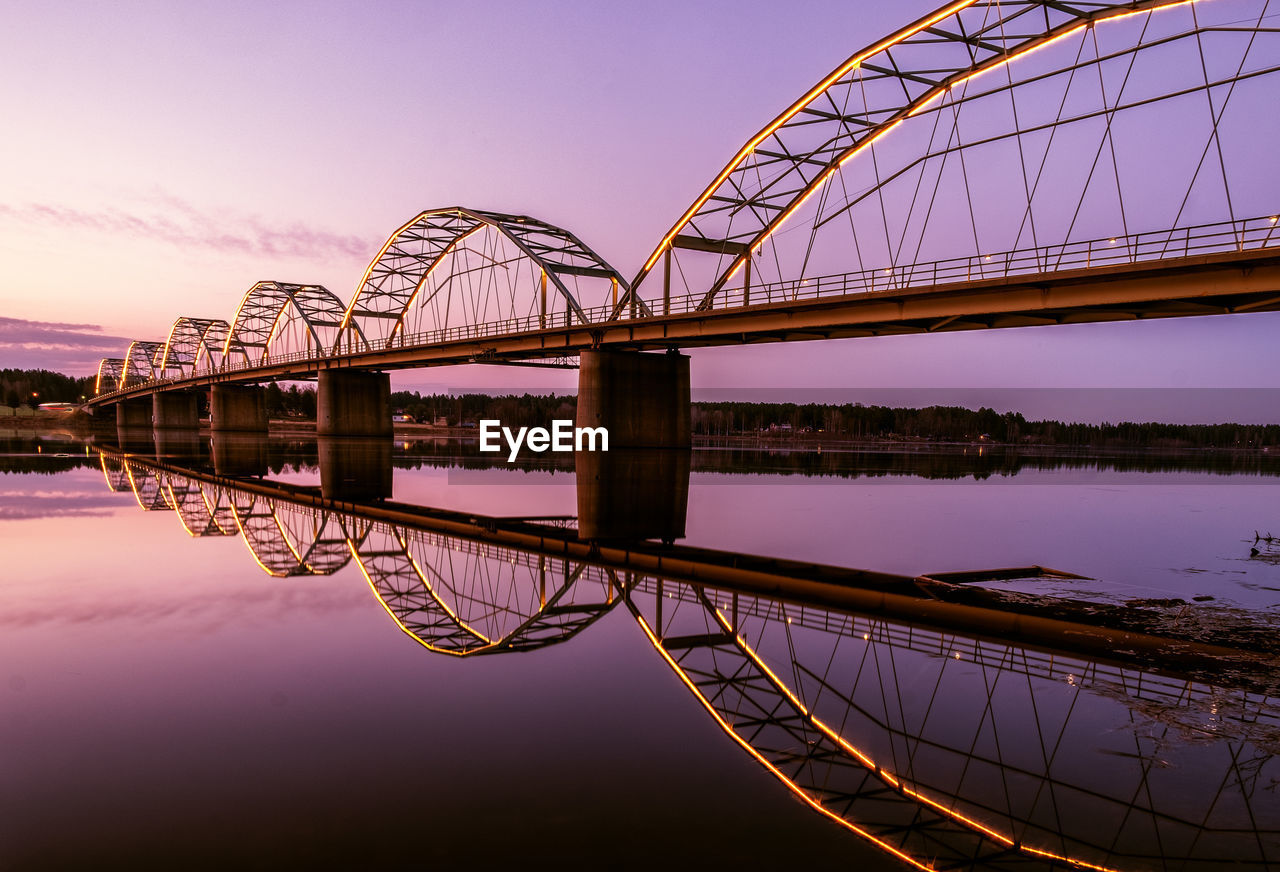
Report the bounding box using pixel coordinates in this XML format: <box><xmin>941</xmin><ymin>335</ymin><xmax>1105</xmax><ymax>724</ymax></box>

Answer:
<box><xmin>91</xmin><ymin>0</ymin><xmax>1280</xmax><ymax>442</ymax></box>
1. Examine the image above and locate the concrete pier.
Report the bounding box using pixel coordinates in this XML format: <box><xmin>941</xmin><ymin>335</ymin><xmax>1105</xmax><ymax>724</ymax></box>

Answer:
<box><xmin>319</xmin><ymin>436</ymin><xmax>393</xmax><ymax>501</ymax></box>
<box><xmin>154</xmin><ymin>428</ymin><xmax>204</xmax><ymax>462</ymax></box>
<box><xmin>575</xmin><ymin>350</ymin><xmax>690</xmax><ymax>449</ymax></box>
<box><xmin>116</xmin><ymin>398</ymin><xmax>151</xmax><ymax>429</ymax></box>
<box><xmin>210</xmin><ymin>385</ymin><xmax>267</xmax><ymax>433</ymax></box>
<box><xmin>211</xmin><ymin>433</ymin><xmax>268</xmax><ymax>477</ymax></box>
<box><xmin>153</xmin><ymin>391</ymin><xmax>200</xmax><ymax>430</ymax></box>
<box><xmin>576</xmin><ymin>448</ymin><xmax>689</xmax><ymax>542</ymax></box>
<box><xmin>115</xmin><ymin>426</ymin><xmax>154</xmax><ymax>454</ymax></box>
<box><xmin>317</xmin><ymin>370</ymin><xmax>391</xmax><ymax>437</ymax></box>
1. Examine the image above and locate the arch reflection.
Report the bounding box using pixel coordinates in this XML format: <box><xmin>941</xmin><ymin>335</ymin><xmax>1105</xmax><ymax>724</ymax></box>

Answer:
<box><xmin>96</xmin><ymin>443</ymin><xmax>1280</xmax><ymax>870</ymax></box>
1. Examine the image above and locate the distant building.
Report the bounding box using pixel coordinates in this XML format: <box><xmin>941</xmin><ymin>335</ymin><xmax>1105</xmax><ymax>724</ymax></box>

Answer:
<box><xmin>391</xmin><ymin>413</ymin><xmax>414</xmax><ymax>424</ymax></box>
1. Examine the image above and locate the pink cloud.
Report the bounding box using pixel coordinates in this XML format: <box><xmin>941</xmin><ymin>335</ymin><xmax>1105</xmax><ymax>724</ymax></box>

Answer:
<box><xmin>0</xmin><ymin>199</ymin><xmax>378</xmax><ymax>261</ymax></box>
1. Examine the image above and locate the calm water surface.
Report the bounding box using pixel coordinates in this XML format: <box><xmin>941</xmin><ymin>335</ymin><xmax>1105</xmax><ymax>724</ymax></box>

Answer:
<box><xmin>3</xmin><ymin>435</ymin><xmax>1279</xmax><ymax>870</ymax></box>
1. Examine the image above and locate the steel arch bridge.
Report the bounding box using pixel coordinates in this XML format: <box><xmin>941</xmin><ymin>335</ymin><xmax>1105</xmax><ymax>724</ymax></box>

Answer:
<box><xmin>89</xmin><ymin>0</ymin><xmax>1280</xmax><ymax>406</ymax></box>
<box><xmin>97</xmin><ymin>447</ymin><xmax>1280</xmax><ymax>870</ymax></box>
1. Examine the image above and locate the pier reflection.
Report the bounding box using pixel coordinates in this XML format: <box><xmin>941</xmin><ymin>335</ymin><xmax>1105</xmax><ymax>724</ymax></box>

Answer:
<box><xmin>95</xmin><ymin>440</ymin><xmax>1280</xmax><ymax>870</ymax></box>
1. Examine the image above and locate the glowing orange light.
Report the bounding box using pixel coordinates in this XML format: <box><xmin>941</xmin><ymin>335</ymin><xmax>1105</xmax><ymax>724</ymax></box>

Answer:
<box><xmin>639</xmin><ymin>0</ymin><xmax>979</xmax><ymax>276</ymax></box>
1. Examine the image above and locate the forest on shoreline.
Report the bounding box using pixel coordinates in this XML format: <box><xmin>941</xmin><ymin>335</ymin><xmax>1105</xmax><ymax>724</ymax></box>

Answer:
<box><xmin>5</xmin><ymin>368</ymin><xmax>1276</xmax><ymax>450</ymax></box>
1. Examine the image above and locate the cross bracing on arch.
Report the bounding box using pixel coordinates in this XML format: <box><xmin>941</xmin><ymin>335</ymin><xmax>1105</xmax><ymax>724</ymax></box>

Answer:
<box><xmin>224</xmin><ymin>281</ymin><xmax>354</xmax><ymax>368</ymax></box>
<box><xmin>121</xmin><ymin>340</ymin><xmax>164</xmax><ymax>387</ymax></box>
<box><xmin>627</xmin><ymin>575</ymin><xmax>1280</xmax><ymax>871</ymax></box>
<box><xmin>157</xmin><ymin>317</ymin><xmax>230</xmax><ymax>379</ymax></box>
<box><xmin>339</xmin><ymin>206</ymin><xmax>635</xmax><ymax>352</ymax></box>
<box><xmin>229</xmin><ymin>494</ymin><xmax>353</xmax><ymax>577</ymax></box>
<box><xmin>349</xmin><ymin>522</ymin><xmax>619</xmax><ymax>656</ymax></box>
<box><xmin>95</xmin><ymin>358</ymin><xmax>126</xmax><ymax>396</ymax></box>
<box><xmin>632</xmin><ymin>0</ymin><xmax>1280</xmax><ymax>313</ymax></box>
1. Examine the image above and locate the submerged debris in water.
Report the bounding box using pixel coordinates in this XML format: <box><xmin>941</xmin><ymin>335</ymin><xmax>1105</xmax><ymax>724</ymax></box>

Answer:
<box><xmin>1251</xmin><ymin>531</ymin><xmax>1280</xmax><ymax>561</ymax></box>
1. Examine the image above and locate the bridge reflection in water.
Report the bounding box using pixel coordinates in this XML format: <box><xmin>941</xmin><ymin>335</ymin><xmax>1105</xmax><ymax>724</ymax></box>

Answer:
<box><xmin>97</xmin><ymin>441</ymin><xmax>1279</xmax><ymax>870</ymax></box>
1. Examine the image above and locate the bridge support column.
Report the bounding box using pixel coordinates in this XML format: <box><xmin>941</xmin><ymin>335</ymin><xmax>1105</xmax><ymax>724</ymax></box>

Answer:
<box><xmin>116</xmin><ymin>398</ymin><xmax>151</xmax><ymax>428</ymax></box>
<box><xmin>576</xmin><ymin>350</ymin><xmax>690</xmax><ymax>448</ymax></box>
<box><xmin>576</xmin><ymin>449</ymin><xmax>689</xmax><ymax>542</ymax></box>
<box><xmin>153</xmin><ymin>391</ymin><xmax>200</xmax><ymax>430</ymax></box>
<box><xmin>154</xmin><ymin>427</ymin><xmax>204</xmax><ymax>462</ymax></box>
<box><xmin>319</xmin><ymin>436</ymin><xmax>393</xmax><ymax>501</ymax></box>
<box><xmin>317</xmin><ymin>370</ymin><xmax>391</xmax><ymax>437</ymax></box>
<box><xmin>210</xmin><ymin>385</ymin><xmax>267</xmax><ymax>433</ymax></box>
<box><xmin>211</xmin><ymin>433</ymin><xmax>268</xmax><ymax>477</ymax></box>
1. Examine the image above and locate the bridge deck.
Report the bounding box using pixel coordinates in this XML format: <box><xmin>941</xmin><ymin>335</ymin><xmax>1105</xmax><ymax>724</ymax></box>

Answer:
<box><xmin>91</xmin><ymin>246</ymin><xmax>1280</xmax><ymax>406</ymax></box>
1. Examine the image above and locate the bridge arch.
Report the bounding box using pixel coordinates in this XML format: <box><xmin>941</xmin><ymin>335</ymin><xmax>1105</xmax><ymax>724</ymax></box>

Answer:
<box><xmin>349</xmin><ymin>522</ymin><xmax>619</xmax><ymax>656</ymax></box>
<box><xmin>224</xmin><ymin>281</ymin><xmax>352</xmax><ymax>368</ymax></box>
<box><xmin>121</xmin><ymin>340</ymin><xmax>164</xmax><ymax>387</ymax></box>
<box><xmin>157</xmin><ymin>317</ymin><xmax>229</xmax><ymax>379</ymax></box>
<box><xmin>634</xmin><ymin>0</ymin><xmax>1280</xmax><ymax>311</ymax></box>
<box><xmin>627</xmin><ymin>576</ymin><xmax>1280</xmax><ymax>870</ymax></box>
<box><xmin>339</xmin><ymin>206</ymin><xmax>632</xmax><ymax>352</ymax></box>
<box><xmin>95</xmin><ymin>358</ymin><xmax>126</xmax><ymax>396</ymax></box>
<box><xmin>229</xmin><ymin>493</ymin><xmax>353</xmax><ymax>577</ymax></box>
<box><xmin>192</xmin><ymin>320</ymin><xmax>231</xmax><ymax>373</ymax></box>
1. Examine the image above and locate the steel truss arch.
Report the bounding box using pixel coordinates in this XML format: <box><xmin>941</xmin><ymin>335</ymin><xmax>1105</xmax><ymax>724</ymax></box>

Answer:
<box><xmin>230</xmin><ymin>494</ymin><xmax>353</xmax><ymax>577</ymax></box>
<box><xmin>627</xmin><ymin>577</ymin><xmax>1280</xmax><ymax>871</ymax></box>
<box><xmin>95</xmin><ymin>358</ymin><xmax>126</xmax><ymax>396</ymax></box>
<box><xmin>349</xmin><ymin>522</ymin><xmax>619</xmax><ymax>656</ymax></box>
<box><xmin>340</xmin><ymin>206</ymin><xmax>633</xmax><ymax>351</ymax></box>
<box><xmin>634</xmin><ymin>0</ymin><xmax>1275</xmax><ymax>310</ymax></box>
<box><xmin>224</xmin><ymin>281</ymin><xmax>351</xmax><ymax>368</ymax></box>
<box><xmin>158</xmin><ymin>317</ymin><xmax>229</xmax><ymax>379</ymax></box>
<box><xmin>165</xmin><ymin>479</ymin><xmax>238</xmax><ymax>538</ymax></box>
<box><xmin>122</xmin><ymin>460</ymin><xmax>174</xmax><ymax>512</ymax></box>
<box><xmin>121</xmin><ymin>340</ymin><xmax>164</xmax><ymax>387</ymax></box>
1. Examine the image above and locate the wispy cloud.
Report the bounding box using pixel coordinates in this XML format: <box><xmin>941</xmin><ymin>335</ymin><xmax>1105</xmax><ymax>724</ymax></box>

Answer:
<box><xmin>0</xmin><ymin>489</ymin><xmax>122</xmax><ymax>521</ymax></box>
<box><xmin>0</xmin><ymin>317</ymin><xmax>130</xmax><ymax>351</ymax></box>
<box><xmin>0</xmin><ymin>196</ymin><xmax>379</xmax><ymax>261</ymax></box>
<box><xmin>0</xmin><ymin>317</ymin><xmax>133</xmax><ymax>374</ymax></box>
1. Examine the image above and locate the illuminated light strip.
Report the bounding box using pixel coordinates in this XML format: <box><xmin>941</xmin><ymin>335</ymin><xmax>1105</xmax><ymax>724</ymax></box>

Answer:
<box><xmin>714</xmin><ymin>0</ymin><xmax>1203</xmax><ymax>301</ymax></box>
<box><xmin>639</xmin><ymin>0</ymin><xmax>978</xmax><ymax>275</ymax></box>
<box><xmin>230</xmin><ymin>498</ymin><xmax>298</xmax><ymax>579</ymax></box>
<box><xmin>339</xmin><ymin>209</ymin><xmax>435</xmax><ymax>335</ymax></box>
<box><xmin>166</xmin><ymin>485</ymin><xmax>205</xmax><ymax>539</ymax></box>
<box><xmin>633</xmin><ymin>613</ymin><xmax>938</xmax><ymax>872</ymax></box>
<box><xmin>660</xmin><ymin>0</ymin><xmax>1199</xmax><ymax>300</ymax></box>
<box><xmin>271</xmin><ymin>506</ymin><xmax>310</xmax><ymax>570</ymax></box>
<box><xmin>948</xmin><ymin>22</ymin><xmax>1089</xmax><ymax>91</ymax></box>
<box><xmin>717</xmin><ymin>120</ymin><xmax>904</xmax><ymax>293</ymax></box>
<box><xmin>395</xmin><ymin>529</ymin><xmax>494</xmax><ymax>646</ymax></box>
<box><xmin>200</xmin><ymin>485</ymin><xmax>238</xmax><ymax>537</ymax></box>
<box><xmin>347</xmin><ymin>538</ymin><xmax>480</xmax><ymax>658</ymax></box>
<box><xmin>704</xmin><ymin>605</ymin><xmax>1125</xmax><ymax>871</ymax></box>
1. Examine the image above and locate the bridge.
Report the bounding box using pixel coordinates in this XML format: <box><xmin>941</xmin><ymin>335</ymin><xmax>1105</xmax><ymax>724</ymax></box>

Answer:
<box><xmin>88</xmin><ymin>0</ymin><xmax>1280</xmax><ymax>442</ymax></box>
<box><xmin>95</xmin><ymin>445</ymin><xmax>1280</xmax><ymax>870</ymax></box>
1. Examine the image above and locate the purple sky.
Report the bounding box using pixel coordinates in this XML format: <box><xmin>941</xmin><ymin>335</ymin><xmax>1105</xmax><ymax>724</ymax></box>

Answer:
<box><xmin>1</xmin><ymin>0</ymin><xmax>1278</xmax><ymax>412</ymax></box>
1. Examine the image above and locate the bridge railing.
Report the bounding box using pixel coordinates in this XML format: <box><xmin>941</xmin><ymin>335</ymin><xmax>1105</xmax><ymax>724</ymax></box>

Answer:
<box><xmin>690</xmin><ymin>214</ymin><xmax>1280</xmax><ymax>313</ymax></box>
<box><xmin>93</xmin><ymin>215</ymin><xmax>1279</xmax><ymax>400</ymax></box>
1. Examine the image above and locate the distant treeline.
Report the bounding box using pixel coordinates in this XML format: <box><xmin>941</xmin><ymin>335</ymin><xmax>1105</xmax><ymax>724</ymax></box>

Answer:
<box><xmin>387</xmin><ymin>391</ymin><xmax>1279</xmax><ymax>450</ymax></box>
<box><xmin>6</xmin><ymin>365</ymin><xmax>1277</xmax><ymax>449</ymax></box>
<box><xmin>1</xmin><ymin>369</ymin><xmax>95</xmax><ymax>407</ymax></box>
<box><xmin>688</xmin><ymin>401</ymin><xmax>1280</xmax><ymax>449</ymax></box>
